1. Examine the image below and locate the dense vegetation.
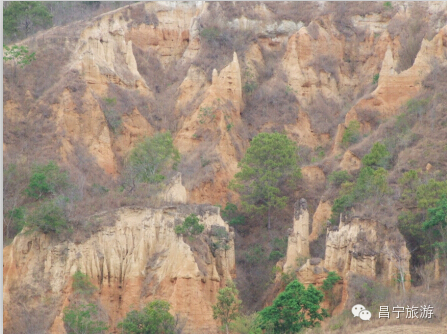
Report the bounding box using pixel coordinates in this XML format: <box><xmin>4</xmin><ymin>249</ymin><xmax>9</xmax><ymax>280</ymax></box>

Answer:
<box><xmin>230</xmin><ymin>132</ymin><xmax>301</xmax><ymax>230</ymax></box>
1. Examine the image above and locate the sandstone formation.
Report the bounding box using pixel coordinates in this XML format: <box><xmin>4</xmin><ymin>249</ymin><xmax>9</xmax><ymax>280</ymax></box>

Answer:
<box><xmin>4</xmin><ymin>2</ymin><xmax>447</xmax><ymax>332</ymax></box>
<box><xmin>301</xmin><ymin>166</ymin><xmax>326</xmax><ymax>187</ymax></box>
<box><xmin>3</xmin><ymin>205</ymin><xmax>235</xmax><ymax>334</ymax></box>
<box><xmin>175</xmin><ymin>52</ymin><xmax>248</xmax><ymax>204</ymax></box>
<box><xmin>292</xmin><ymin>216</ymin><xmax>412</xmax><ymax>294</ymax></box>
<box><xmin>324</xmin><ymin>217</ymin><xmax>411</xmax><ymax>290</ymax></box>
<box><xmin>309</xmin><ymin>200</ymin><xmax>332</xmax><ymax>242</ymax></box>
<box><xmin>164</xmin><ymin>172</ymin><xmax>188</xmax><ymax>204</ymax></box>
<box><xmin>339</xmin><ymin>150</ymin><xmax>362</xmax><ymax>172</ymax></box>
<box><xmin>283</xmin><ymin>199</ymin><xmax>310</xmax><ymax>271</ymax></box>
<box><xmin>341</xmin><ymin>25</ymin><xmax>447</xmax><ymax>142</ymax></box>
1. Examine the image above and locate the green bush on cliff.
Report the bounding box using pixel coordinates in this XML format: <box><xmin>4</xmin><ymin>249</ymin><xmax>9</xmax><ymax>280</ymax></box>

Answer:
<box><xmin>175</xmin><ymin>213</ymin><xmax>204</xmax><ymax>236</ymax></box>
<box><xmin>63</xmin><ymin>303</ymin><xmax>108</xmax><ymax>334</ymax></box>
<box><xmin>26</xmin><ymin>198</ymin><xmax>69</xmax><ymax>234</ymax></box>
<box><xmin>229</xmin><ymin>132</ymin><xmax>301</xmax><ymax>230</ymax></box>
<box><xmin>118</xmin><ymin>300</ymin><xmax>176</xmax><ymax>334</ymax></box>
<box><xmin>124</xmin><ymin>132</ymin><xmax>180</xmax><ymax>191</ymax></box>
<box><xmin>72</xmin><ymin>270</ymin><xmax>97</xmax><ymax>295</ymax></box>
<box><xmin>258</xmin><ymin>280</ymin><xmax>328</xmax><ymax>333</ymax></box>
<box><xmin>25</xmin><ymin>161</ymin><xmax>70</xmax><ymax>199</ymax></box>
<box><xmin>342</xmin><ymin>120</ymin><xmax>361</xmax><ymax>147</ymax></box>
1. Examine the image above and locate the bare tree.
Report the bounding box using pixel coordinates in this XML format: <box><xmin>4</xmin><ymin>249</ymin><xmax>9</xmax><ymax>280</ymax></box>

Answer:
<box><xmin>416</xmin><ymin>262</ymin><xmax>435</xmax><ymax>292</ymax></box>
<box><xmin>383</xmin><ymin>240</ymin><xmax>411</xmax><ymax>295</ymax></box>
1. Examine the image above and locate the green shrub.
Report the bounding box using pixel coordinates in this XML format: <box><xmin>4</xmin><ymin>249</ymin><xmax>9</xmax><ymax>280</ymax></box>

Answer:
<box><xmin>372</xmin><ymin>73</ymin><xmax>380</xmax><ymax>84</ymax></box>
<box><xmin>328</xmin><ymin>170</ymin><xmax>352</xmax><ymax>187</ymax></box>
<box><xmin>175</xmin><ymin>214</ymin><xmax>204</xmax><ymax>236</ymax></box>
<box><xmin>271</xmin><ymin>237</ymin><xmax>288</xmax><ymax>258</ymax></box>
<box><xmin>27</xmin><ymin>199</ymin><xmax>68</xmax><ymax>234</ymax></box>
<box><xmin>243</xmin><ymin>81</ymin><xmax>258</xmax><ymax>94</ymax></box>
<box><xmin>118</xmin><ymin>300</ymin><xmax>175</xmax><ymax>334</ymax></box>
<box><xmin>103</xmin><ymin>97</ymin><xmax>122</xmax><ymax>134</ymax></box>
<box><xmin>221</xmin><ymin>203</ymin><xmax>246</xmax><ymax>226</ymax></box>
<box><xmin>244</xmin><ymin>244</ymin><xmax>266</xmax><ymax>265</ymax></box>
<box><xmin>5</xmin><ymin>206</ymin><xmax>26</xmax><ymax>236</ymax></box>
<box><xmin>342</xmin><ymin>120</ymin><xmax>361</xmax><ymax>147</ymax></box>
<box><xmin>25</xmin><ymin>161</ymin><xmax>69</xmax><ymax>199</ymax></box>
<box><xmin>416</xmin><ymin>179</ymin><xmax>447</xmax><ymax>210</ymax></box>
<box><xmin>362</xmin><ymin>142</ymin><xmax>390</xmax><ymax>169</ymax></box>
<box><xmin>200</xmin><ymin>27</ymin><xmax>220</xmax><ymax>42</ymax></box>
<box><xmin>321</xmin><ymin>271</ymin><xmax>341</xmax><ymax>292</ymax></box>
<box><xmin>198</xmin><ymin>106</ymin><xmax>215</xmax><ymax>124</ymax></box>
<box><xmin>229</xmin><ymin>313</ymin><xmax>262</xmax><ymax>334</ymax></box>
<box><xmin>406</xmin><ymin>98</ymin><xmax>430</xmax><ymax>118</ymax></box>
<box><xmin>258</xmin><ymin>280</ymin><xmax>328</xmax><ymax>333</ymax></box>
<box><xmin>398</xmin><ymin>169</ymin><xmax>421</xmax><ymax>206</ymax></box>
<box><xmin>72</xmin><ymin>270</ymin><xmax>97</xmax><ymax>295</ymax></box>
<box><xmin>330</xmin><ymin>194</ymin><xmax>353</xmax><ymax>224</ymax></box>
<box><xmin>124</xmin><ymin>132</ymin><xmax>180</xmax><ymax>189</ymax></box>
<box><xmin>63</xmin><ymin>303</ymin><xmax>108</xmax><ymax>334</ymax></box>
<box><xmin>268</xmin><ymin>250</ymin><xmax>284</xmax><ymax>262</ymax></box>
<box><xmin>351</xmin><ymin>275</ymin><xmax>390</xmax><ymax>309</ymax></box>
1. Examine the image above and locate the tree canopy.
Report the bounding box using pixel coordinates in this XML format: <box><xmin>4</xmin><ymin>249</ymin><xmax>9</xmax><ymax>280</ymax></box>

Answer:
<box><xmin>63</xmin><ymin>303</ymin><xmax>108</xmax><ymax>334</ymax></box>
<box><xmin>230</xmin><ymin>132</ymin><xmax>301</xmax><ymax>229</ymax></box>
<box><xmin>118</xmin><ymin>300</ymin><xmax>176</xmax><ymax>334</ymax></box>
<box><xmin>212</xmin><ymin>281</ymin><xmax>242</xmax><ymax>334</ymax></box>
<box><xmin>258</xmin><ymin>280</ymin><xmax>328</xmax><ymax>334</ymax></box>
<box><xmin>4</xmin><ymin>1</ymin><xmax>53</xmax><ymax>41</ymax></box>
<box><xmin>124</xmin><ymin>132</ymin><xmax>180</xmax><ymax>190</ymax></box>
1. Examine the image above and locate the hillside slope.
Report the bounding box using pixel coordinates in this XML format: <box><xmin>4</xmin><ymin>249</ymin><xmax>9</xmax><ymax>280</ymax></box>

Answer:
<box><xmin>3</xmin><ymin>1</ymin><xmax>447</xmax><ymax>333</ymax></box>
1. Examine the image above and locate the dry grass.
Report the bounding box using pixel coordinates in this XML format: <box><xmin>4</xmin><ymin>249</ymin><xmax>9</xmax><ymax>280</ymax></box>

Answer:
<box><xmin>132</xmin><ymin>44</ymin><xmax>189</xmax><ymax>132</ymax></box>
<box><xmin>387</xmin><ymin>4</ymin><xmax>429</xmax><ymax>73</ymax></box>
<box><xmin>305</xmin><ymin>94</ymin><xmax>342</xmax><ymax>136</ymax></box>
<box><xmin>264</xmin><ymin>2</ymin><xmax>320</xmax><ymax>25</ymax></box>
<box><xmin>312</xmin><ymin>276</ymin><xmax>447</xmax><ymax>334</ymax></box>
<box><xmin>242</xmin><ymin>77</ymin><xmax>298</xmax><ymax>131</ymax></box>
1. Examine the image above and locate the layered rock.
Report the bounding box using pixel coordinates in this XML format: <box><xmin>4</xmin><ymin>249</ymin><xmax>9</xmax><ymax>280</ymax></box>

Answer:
<box><xmin>339</xmin><ymin>150</ymin><xmax>362</xmax><ymax>172</ymax></box>
<box><xmin>309</xmin><ymin>200</ymin><xmax>332</xmax><ymax>242</ymax></box>
<box><xmin>297</xmin><ymin>217</ymin><xmax>411</xmax><ymax>291</ymax></box>
<box><xmin>164</xmin><ymin>172</ymin><xmax>188</xmax><ymax>204</ymax></box>
<box><xmin>283</xmin><ymin>199</ymin><xmax>310</xmax><ymax>271</ymax></box>
<box><xmin>3</xmin><ymin>205</ymin><xmax>235</xmax><ymax>334</ymax></box>
<box><xmin>175</xmin><ymin>52</ymin><xmax>247</xmax><ymax>204</ymax></box>
<box><xmin>344</xmin><ymin>25</ymin><xmax>447</xmax><ymax>122</ymax></box>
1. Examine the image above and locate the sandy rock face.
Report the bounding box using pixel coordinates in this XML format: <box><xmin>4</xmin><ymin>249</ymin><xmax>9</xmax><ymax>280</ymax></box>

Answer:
<box><xmin>309</xmin><ymin>200</ymin><xmax>332</xmax><ymax>242</ymax></box>
<box><xmin>3</xmin><ymin>205</ymin><xmax>235</xmax><ymax>334</ymax></box>
<box><xmin>324</xmin><ymin>217</ymin><xmax>411</xmax><ymax>288</ymax></box>
<box><xmin>284</xmin><ymin>199</ymin><xmax>310</xmax><ymax>271</ymax></box>
<box><xmin>56</xmin><ymin>88</ymin><xmax>117</xmax><ymax>174</ymax></box>
<box><xmin>164</xmin><ymin>172</ymin><xmax>188</xmax><ymax>204</ymax></box>
<box><xmin>175</xmin><ymin>52</ymin><xmax>247</xmax><ymax>204</ymax></box>
<box><xmin>126</xmin><ymin>2</ymin><xmax>204</xmax><ymax>66</ymax></box>
<box><xmin>340</xmin><ymin>150</ymin><xmax>362</xmax><ymax>172</ymax></box>
<box><xmin>282</xmin><ymin>22</ymin><xmax>344</xmax><ymax>109</ymax></box>
<box><xmin>346</xmin><ymin>25</ymin><xmax>447</xmax><ymax>120</ymax></box>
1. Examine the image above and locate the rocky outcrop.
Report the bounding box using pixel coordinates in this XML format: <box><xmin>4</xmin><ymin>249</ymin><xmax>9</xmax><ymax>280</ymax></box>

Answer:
<box><xmin>339</xmin><ymin>150</ymin><xmax>362</xmax><ymax>172</ymax></box>
<box><xmin>309</xmin><ymin>200</ymin><xmax>332</xmax><ymax>242</ymax></box>
<box><xmin>164</xmin><ymin>172</ymin><xmax>188</xmax><ymax>204</ymax></box>
<box><xmin>297</xmin><ymin>217</ymin><xmax>411</xmax><ymax>291</ymax></box>
<box><xmin>3</xmin><ymin>205</ymin><xmax>235</xmax><ymax>334</ymax></box>
<box><xmin>301</xmin><ymin>166</ymin><xmax>326</xmax><ymax>187</ymax></box>
<box><xmin>283</xmin><ymin>199</ymin><xmax>310</xmax><ymax>271</ymax></box>
<box><xmin>175</xmin><ymin>52</ymin><xmax>247</xmax><ymax>204</ymax></box>
<box><xmin>282</xmin><ymin>21</ymin><xmax>344</xmax><ymax>109</ymax></box>
<box><xmin>345</xmin><ymin>25</ymin><xmax>447</xmax><ymax>121</ymax></box>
